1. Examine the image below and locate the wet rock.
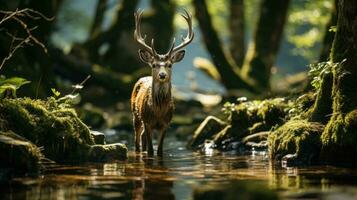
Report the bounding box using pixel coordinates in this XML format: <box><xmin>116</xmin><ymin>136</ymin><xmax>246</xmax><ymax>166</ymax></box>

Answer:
<box><xmin>188</xmin><ymin>116</ymin><xmax>227</xmax><ymax>149</ymax></box>
<box><xmin>193</xmin><ymin>181</ymin><xmax>279</xmax><ymax>200</ymax></box>
<box><xmin>268</xmin><ymin>120</ymin><xmax>325</xmax><ymax>165</ymax></box>
<box><xmin>0</xmin><ymin>131</ymin><xmax>42</xmax><ymax>172</ymax></box>
<box><xmin>0</xmin><ymin>97</ymin><xmax>127</xmax><ymax>163</ymax></box>
<box><xmin>88</xmin><ymin>143</ymin><xmax>127</xmax><ymax>161</ymax></box>
<box><xmin>281</xmin><ymin>153</ymin><xmax>300</xmax><ymax>167</ymax></box>
<box><xmin>91</xmin><ymin>131</ymin><xmax>106</xmax><ymax>145</ymax></box>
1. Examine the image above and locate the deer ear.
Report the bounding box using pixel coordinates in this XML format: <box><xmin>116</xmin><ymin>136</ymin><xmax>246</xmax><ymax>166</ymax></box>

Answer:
<box><xmin>171</xmin><ymin>50</ymin><xmax>185</xmax><ymax>63</ymax></box>
<box><xmin>138</xmin><ymin>49</ymin><xmax>153</xmax><ymax>63</ymax></box>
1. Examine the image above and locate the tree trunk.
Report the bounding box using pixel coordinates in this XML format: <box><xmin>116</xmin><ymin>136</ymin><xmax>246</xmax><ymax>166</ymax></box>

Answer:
<box><xmin>229</xmin><ymin>0</ymin><xmax>245</xmax><ymax>67</ymax></box>
<box><xmin>319</xmin><ymin>0</ymin><xmax>338</xmax><ymax>62</ymax></box>
<box><xmin>84</xmin><ymin>0</ymin><xmax>139</xmax><ymax>62</ymax></box>
<box><xmin>308</xmin><ymin>72</ymin><xmax>333</xmax><ymax>124</ymax></box>
<box><xmin>192</xmin><ymin>0</ymin><xmax>255</xmax><ymax>93</ymax></box>
<box><xmin>242</xmin><ymin>0</ymin><xmax>290</xmax><ymax>90</ymax></box>
<box><xmin>89</xmin><ymin>0</ymin><xmax>108</xmax><ymax>39</ymax></box>
<box><xmin>320</xmin><ymin>0</ymin><xmax>357</xmax><ymax>164</ymax></box>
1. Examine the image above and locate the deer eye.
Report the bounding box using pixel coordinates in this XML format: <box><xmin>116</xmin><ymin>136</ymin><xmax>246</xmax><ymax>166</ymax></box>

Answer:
<box><xmin>152</xmin><ymin>64</ymin><xmax>157</xmax><ymax>68</ymax></box>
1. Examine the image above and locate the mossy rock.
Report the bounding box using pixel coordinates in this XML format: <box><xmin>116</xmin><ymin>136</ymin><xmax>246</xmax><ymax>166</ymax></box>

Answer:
<box><xmin>188</xmin><ymin>116</ymin><xmax>227</xmax><ymax>149</ymax></box>
<box><xmin>320</xmin><ymin>109</ymin><xmax>357</xmax><ymax>164</ymax></box>
<box><xmin>0</xmin><ymin>131</ymin><xmax>42</xmax><ymax>172</ymax></box>
<box><xmin>91</xmin><ymin>131</ymin><xmax>106</xmax><ymax>145</ymax></box>
<box><xmin>268</xmin><ymin>120</ymin><xmax>324</xmax><ymax>165</ymax></box>
<box><xmin>0</xmin><ymin>98</ymin><xmax>127</xmax><ymax>162</ymax></box>
<box><xmin>193</xmin><ymin>181</ymin><xmax>279</xmax><ymax>200</ymax></box>
<box><xmin>230</xmin><ymin>98</ymin><xmax>291</xmax><ymax>139</ymax></box>
<box><xmin>88</xmin><ymin>143</ymin><xmax>127</xmax><ymax>161</ymax></box>
<box><xmin>190</xmin><ymin>98</ymin><xmax>292</xmax><ymax>151</ymax></box>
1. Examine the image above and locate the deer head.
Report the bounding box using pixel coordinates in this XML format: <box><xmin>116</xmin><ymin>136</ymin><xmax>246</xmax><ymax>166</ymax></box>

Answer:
<box><xmin>134</xmin><ymin>9</ymin><xmax>194</xmax><ymax>83</ymax></box>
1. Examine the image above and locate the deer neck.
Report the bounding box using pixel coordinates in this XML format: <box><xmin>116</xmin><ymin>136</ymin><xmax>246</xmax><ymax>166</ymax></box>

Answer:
<box><xmin>151</xmin><ymin>80</ymin><xmax>171</xmax><ymax>107</ymax></box>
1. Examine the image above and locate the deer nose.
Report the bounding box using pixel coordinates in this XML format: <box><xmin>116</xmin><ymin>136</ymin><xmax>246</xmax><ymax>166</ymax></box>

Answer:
<box><xmin>159</xmin><ymin>72</ymin><xmax>166</xmax><ymax>80</ymax></box>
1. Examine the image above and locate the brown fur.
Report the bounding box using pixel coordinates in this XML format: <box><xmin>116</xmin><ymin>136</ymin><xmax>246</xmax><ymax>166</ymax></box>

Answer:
<box><xmin>131</xmin><ymin>76</ymin><xmax>174</xmax><ymax>156</ymax></box>
<box><xmin>132</xmin><ymin>10</ymin><xmax>193</xmax><ymax>156</ymax></box>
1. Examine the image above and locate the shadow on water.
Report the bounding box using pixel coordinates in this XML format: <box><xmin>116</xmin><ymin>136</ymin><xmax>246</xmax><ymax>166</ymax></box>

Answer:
<box><xmin>2</xmin><ymin>137</ymin><xmax>357</xmax><ymax>200</ymax></box>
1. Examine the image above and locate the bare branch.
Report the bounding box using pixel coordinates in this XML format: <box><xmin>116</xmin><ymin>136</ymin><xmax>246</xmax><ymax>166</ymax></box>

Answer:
<box><xmin>0</xmin><ymin>8</ymin><xmax>54</xmax><ymax>70</ymax></box>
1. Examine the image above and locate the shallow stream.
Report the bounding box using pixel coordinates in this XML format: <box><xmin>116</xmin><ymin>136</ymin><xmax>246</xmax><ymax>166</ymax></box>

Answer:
<box><xmin>2</xmin><ymin>137</ymin><xmax>357</xmax><ymax>200</ymax></box>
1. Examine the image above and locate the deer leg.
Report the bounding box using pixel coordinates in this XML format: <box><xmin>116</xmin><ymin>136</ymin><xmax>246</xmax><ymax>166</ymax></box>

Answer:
<box><xmin>145</xmin><ymin>126</ymin><xmax>154</xmax><ymax>156</ymax></box>
<box><xmin>157</xmin><ymin>128</ymin><xmax>166</xmax><ymax>156</ymax></box>
<box><xmin>134</xmin><ymin>117</ymin><xmax>142</xmax><ymax>152</ymax></box>
<box><xmin>141</xmin><ymin>130</ymin><xmax>147</xmax><ymax>151</ymax></box>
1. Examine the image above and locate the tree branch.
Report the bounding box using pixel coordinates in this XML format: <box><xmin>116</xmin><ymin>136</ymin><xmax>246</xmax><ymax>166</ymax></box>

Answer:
<box><xmin>0</xmin><ymin>8</ymin><xmax>53</xmax><ymax>70</ymax></box>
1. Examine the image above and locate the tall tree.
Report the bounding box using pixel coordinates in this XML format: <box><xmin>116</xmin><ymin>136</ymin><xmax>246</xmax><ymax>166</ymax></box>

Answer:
<box><xmin>319</xmin><ymin>0</ymin><xmax>357</xmax><ymax>163</ymax></box>
<box><xmin>193</xmin><ymin>0</ymin><xmax>291</xmax><ymax>93</ymax></box>
<box><xmin>229</xmin><ymin>0</ymin><xmax>245</xmax><ymax>67</ymax></box>
<box><xmin>193</xmin><ymin>0</ymin><xmax>254</xmax><ymax>92</ymax></box>
<box><xmin>89</xmin><ymin>0</ymin><xmax>108</xmax><ymax>39</ymax></box>
<box><xmin>241</xmin><ymin>0</ymin><xmax>290</xmax><ymax>90</ymax></box>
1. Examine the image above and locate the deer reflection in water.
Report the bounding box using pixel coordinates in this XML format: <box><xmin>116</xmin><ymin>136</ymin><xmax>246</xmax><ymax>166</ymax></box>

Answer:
<box><xmin>131</xmin><ymin>154</ymin><xmax>174</xmax><ymax>200</ymax></box>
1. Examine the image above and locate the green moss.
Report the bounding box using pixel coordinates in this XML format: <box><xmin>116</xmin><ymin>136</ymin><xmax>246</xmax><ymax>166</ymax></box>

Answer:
<box><xmin>268</xmin><ymin>120</ymin><xmax>324</xmax><ymax>164</ymax></box>
<box><xmin>88</xmin><ymin>143</ymin><xmax>127</xmax><ymax>162</ymax></box>
<box><xmin>308</xmin><ymin>72</ymin><xmax>333</xmax><ymax>124</ymax></box>
<box><xmin>320</xmin><ymin>109</ymin><xmax>357</xmax><ymax>164</ymax></box>
<box><xmin>0</xmin><ymin>98</ymin><xmax>127</xmax><ymax>162</ymax></box>
<box><xmin>230</xmin><ymin>98</ymin><xmax>291</xmax><ymax>139</ymax></box>
<box><xmin>191</xmin><ymin>98</ymin><xmax>292</xmax><ymax>150</ymax></box>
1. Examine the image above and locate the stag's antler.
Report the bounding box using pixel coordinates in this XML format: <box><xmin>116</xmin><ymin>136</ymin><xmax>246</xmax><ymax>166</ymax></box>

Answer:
<box><xmin>167</xmin><ymin>9</ymin><xmax>194</xmax><ymax>56</ymax></box>
<box><xmin>134</xmin><ymin>9</ymin><xmax>194</xmax><ymax>56</ymax></box>
<box><xmin>134</xmin><ymin>10</ymin><xmax>156</xmax><ymax>55</ymax></box>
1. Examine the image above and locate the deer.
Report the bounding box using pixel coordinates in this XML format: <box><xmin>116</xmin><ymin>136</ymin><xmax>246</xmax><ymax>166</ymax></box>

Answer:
<box><xmin>131</xmin><ymin>9</ymin><xmax>194</xmax><ymax>156</ymax></box>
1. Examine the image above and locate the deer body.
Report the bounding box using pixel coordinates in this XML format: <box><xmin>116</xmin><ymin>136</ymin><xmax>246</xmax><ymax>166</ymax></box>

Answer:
<box><xmin>131</xmin><ymin>9</ymin><xmax>193</xmax><ymax>156</ymax></box>
<box><xmin>131</xmin><ymin>76</ymin><xmax>173</xmax><ymax>155</ymax></box>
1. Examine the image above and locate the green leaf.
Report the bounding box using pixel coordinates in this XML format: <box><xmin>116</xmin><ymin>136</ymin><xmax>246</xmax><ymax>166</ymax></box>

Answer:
<box><xmin>0</xmin><ymin>77</ymin><xmax>30</xmax><ymax>98</ymax></box>
<box><xmin>0</xmin><ymin>77</ymin><xmax>30</xmax><ymax>89</ymax></box>
<box><xmin>329</xmin><ymin>26</ymin><xmax>337</xmax><ymax>32</ymax></box>
<box><xmin>51</xmin><ymin>88</ymin><xmax>61</xmax><ymax>97</ymax></box>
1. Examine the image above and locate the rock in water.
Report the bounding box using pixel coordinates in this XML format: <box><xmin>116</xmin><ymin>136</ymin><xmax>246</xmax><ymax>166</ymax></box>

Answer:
<box><xmin>91</xmin><ymin>131</ymin><xmax>106</xmax><ymax>145</ymax></box>
<box><xmin>88</xmin><ymin>143</ymin><xmax>127</xmax><ymax>161</ymax></box>
<box><xmin>0</xmin><ymin>131</ymin><xmax>42</xmax><ymax>172</ymax></box>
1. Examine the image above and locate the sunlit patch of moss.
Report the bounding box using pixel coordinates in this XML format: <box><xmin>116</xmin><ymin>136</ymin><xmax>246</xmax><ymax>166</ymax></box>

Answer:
<box><xmin>268</xmin><ymin>120</ymin><xmax>324</xmax><ymax>164</ymax></box>
<box><xmin>0</xmin><ymin>97</ymin><xmax>127</xmax><ymax>162</ymax></box>
<box><xmin>228</xmin><ymin>98</ymin><xmax>291</xmax><ymax>139</ymax></box>
<box><xmin>190</xmin><ymin>98</ymin><xmax>293</xmax><ymax>150</ymax></box>
<box><xmin>320</xmin><ymin>109</ymin><xmax>357</xmax><ymax>164</ymax></box>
